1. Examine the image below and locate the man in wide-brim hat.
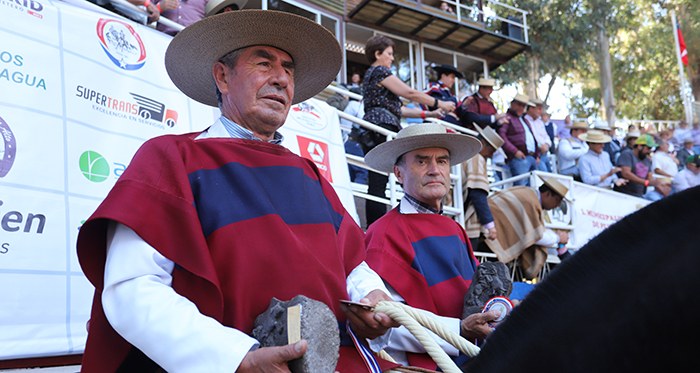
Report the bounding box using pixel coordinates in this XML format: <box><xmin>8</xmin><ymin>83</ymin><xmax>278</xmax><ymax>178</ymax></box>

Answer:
<box><xmin>557</xmin><ymin>121</ymin><xmax>589</xmax><ymax>177</ymax></box>
<box><xmin>457</xmin><ymin>77</ymin><xmax>508</xmax><ymax>131</ymax></box>
<box><xmin>425</xmin><ymin>64</ymin><xmax>464</xmax><ymax>125</ymax></box>
<box><xmin>77</xmin><ymin>10</ymin><xmax>400</xmax><ymax>373</ymax></box>
<box><xmin>578</xmin><ymin>129</ymin><xmax>628</xmax><ymax>188</ymax></box>
<box><xmin>363</xmin><ymin>123</ymin><xmax>503</xmax><ymax>369</ymax></box>
<box><xmin>498</xmin><ymin>93</ymin><xmax>541</xmax><ymax>186</ymax></box>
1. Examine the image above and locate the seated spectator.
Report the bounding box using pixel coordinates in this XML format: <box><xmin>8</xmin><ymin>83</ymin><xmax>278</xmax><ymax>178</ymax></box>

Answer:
<box><xmin>557</xmin><ymin>121</ymin><xmax>588</xmax><ymax>178</ymax></box>
<box><xmin>556</xmin><ymin>114</ymin><xmax>572</xmax><ymax>140</ymax></box>
<box><xmin>618</xmin><ymin>130</ymin><xmax>640</xmax><ymax>161</ymax></box>
<box><xmin>644</xmin><ymin>177</ymin><xmax>672</xmax><ymax>202</ymax></box>
<box><xmin>673</xmin><ymin>154</ymin><xmax>700</xmax><ymax>192</ymax></box>
<box><xmin>659</xmin><ymin>130</ymin><xmax>675</xmax><ymax>153</ymax></box>
<box><xmin>672</xmin><ymin>121</ymin><xmax>691</xmax><ymax>147</ymax></box>
<box><xmin>614</xmin><ymin>134</ymin><xmax>665</xmax><ymax>198</ymax></box>
<box><xmin>498</xmin><ymin>93</ymin><xmax>539</xmax><ymax>186</ymax></box>
<box><xmin>595</xmin><ymin>122</ymin><xmax>621</xmax><ymax>164</ymax></box>
<box><xmin>542</xmin><ymin>112</ymin><xmax>557</xmax><ymax>152</ymax></box>
<box><xmin>652</xmin><ymin>139</ymin><xmax>679</xmax><ymax>178</ymax></box>
<box><xmin>578</xmin><ymin>130</ymin><xmax>627</xmax><ymax>189</ymax></box>
<box><xmin>341</xmin><ymin>93</ymin><xmax>368</xmax><ymax>184</ymax></box>
<box><xmin>692</xmin><ymin>122</ymin><xmax>700</xmax><ymax>153</ymax></box>
<box><xmin>676</xmin><ymin>138</ymin><xmax>695</xmax><ymax>170</ymax></box>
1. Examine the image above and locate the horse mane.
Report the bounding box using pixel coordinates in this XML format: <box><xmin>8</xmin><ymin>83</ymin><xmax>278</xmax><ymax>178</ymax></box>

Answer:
<box><xmin>464</xmin><ymin>186</ymin><xmax>700</xmax><ymax>372</ymax></box>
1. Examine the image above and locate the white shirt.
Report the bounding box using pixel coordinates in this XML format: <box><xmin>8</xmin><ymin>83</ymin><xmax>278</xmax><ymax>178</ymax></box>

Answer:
<box><xmin>557</xmin><ymin>137</ymin><xmax>589</xmax><ymax>172</ymax></box>
<box><xmin>525</xmin><ymin>114</ymin><xmax>551</xmax><ymax>147</ymax></box>
<box><xmin>652</xmin><ymin>151</ymin><xmax>678</xmax><ymax>177</ymax></box>
<box><xmin>102</xmin><ymin>119</ymin><xmax>391</xmax><ymax>372</ymax></box>
<box><xmin>673</xmin><ymin>168</ymin><xmax>700</xmax><ymax>192</ymax></box>
<box><xmin>520</xmin><ymin>116</ymin><xmax>537</xmax><ymax>153</ymax></box>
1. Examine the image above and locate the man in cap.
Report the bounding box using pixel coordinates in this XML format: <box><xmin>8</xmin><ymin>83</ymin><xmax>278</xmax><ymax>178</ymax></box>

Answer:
<box><xmin>498</xmin><ymin>93</ymin><xmax>541</xmax><ymax>186</ymax></box>
<box><xmin>424</xmin><ymin>64</ymin><xmax>463</xmax><ymax>125</ymax></box>
<box><xmin>614</xmin><ymin>134</ymin><xmax>664</xmax><ymax>197</ymax></box>
<box><xmin>557</xmin><ymin>121</ymin><xmax>589</xmax><ymax>178</ymax></box>
<box><xmin>525</xmin><ymin>98</ymin><xmax>553</xmax><ymax>172</ymax></box>
<box><xmin>77</xmin><ymin>11</ymin><xmax>398</xmax><ymax>373</ymax></box>
<box><xmin>676</xmin><ymin>137</ymin><xmax>695</xmax><ymax>169</ymax></box>
<box><xmin>462</xmin><ymin>125</ymin><xmax>505</xmax><ymax>251</ymax></box>
<box><xmin>456</xmin><ymin>77</ymin><xmax>508</xmax><ymax>130</ymax></box>
<box><xmin>673</xmin><ymin>154</ymin><xmax>700</xmax><ymax>192</ymax></box>
<box><xmin>466</xmin><ymin>176</ymin><xmax>571</xmax><ymax>279</ymax></box>
<box><xmin>363</xmin><ymin>123</ymin><xmax>501</xmax><ymax>369</ymax></box>
<box><xmin>578</xmin><ymin>129</ymin><xmax>628</xmax><ymax>188</ymax></box>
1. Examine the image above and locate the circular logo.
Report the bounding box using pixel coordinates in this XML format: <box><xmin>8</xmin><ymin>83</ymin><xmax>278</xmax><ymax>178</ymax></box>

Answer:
<box><xmin>290</xmin><ymin>101</ymin><xmax>328</xmax><ymax>130</ymax></box>
<box><xmin>0</xmin><ymin>116</ymin><xmax>16</xmax><ymax>178</ymax></box>
<box><xmin>79</xmin><ymin>151</ymin><xmax>110</xmax><ymax>182</ymax></box>
<box><xmin>97</xmin><ymin>18</ymin><xmax>147</xmax><ymax>70</ymax></box>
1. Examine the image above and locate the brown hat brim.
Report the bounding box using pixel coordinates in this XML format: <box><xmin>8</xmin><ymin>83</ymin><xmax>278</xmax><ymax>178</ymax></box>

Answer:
<box><xmin>165</xmin><ymin>10</ymin><xmax>342</xmax><ymax>107</ymax></box>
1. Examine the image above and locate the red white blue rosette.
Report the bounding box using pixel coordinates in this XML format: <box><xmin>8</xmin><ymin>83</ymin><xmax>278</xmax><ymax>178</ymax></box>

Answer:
<box><xmin>482</xmin><ymin>296</ymin><xmax>513</xmax><ymax>328</ymax></box>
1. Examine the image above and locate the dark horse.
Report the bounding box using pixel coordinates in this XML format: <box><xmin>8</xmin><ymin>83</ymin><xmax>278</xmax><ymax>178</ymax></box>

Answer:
<box><xmin>464</xmin><ymin>186</ymin><xmax>700</xmax><ymax>372</ymax></box>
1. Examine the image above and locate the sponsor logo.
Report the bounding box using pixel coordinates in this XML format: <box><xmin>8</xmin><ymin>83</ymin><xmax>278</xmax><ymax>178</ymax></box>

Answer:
<box><xmin>78</xmin><ymin>150</ymin><xmax>127</xmax><ymax>183</ymax></box>
<box><xmin>0</xmin><ymin>0</ymin><xmax>45</xmax><ymax>19</ymax></box>
<box><xmin>97</xmin><ymin>18</ymin><xmax>147</xmax><ymax>70</ymax></box>
<box><xmin>0</xmin><ymin>51</ymin><xmax>47</xmax><ymax>90</ymax></box>
<box><xmin>1</xmin><ymin>199</ymin><xmax>47</xmax><ymax>255</ymax></box>
<box><xmin>297</xmin><ymin>136</ymin><xmax>333</xmax><ymax>183</ymax></box>
<box><xmin>0</xmin><ymin>116</ymin><xmax>16</xmax><ymax>178</ymax></box>
<box><xmin>76</xmin><ymin>85</ymin><xmax>178</xmax><ymax>130</ymax></box>
<box><xmin>291</xmin><ymin>102</ymin><xmax>327</xmax><ymax>130</ymax></box>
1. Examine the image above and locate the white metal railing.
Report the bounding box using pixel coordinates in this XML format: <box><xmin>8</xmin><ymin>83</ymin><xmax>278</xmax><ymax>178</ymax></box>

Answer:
<box><xmin>108</xmin><ymin>0</ymin><xmax>185</xmax><ymax>31</ymax></box>
<box><xmin>436</xmin><ymin>0</ymin><xmax>529</xmax><ymax>43</ymax></box>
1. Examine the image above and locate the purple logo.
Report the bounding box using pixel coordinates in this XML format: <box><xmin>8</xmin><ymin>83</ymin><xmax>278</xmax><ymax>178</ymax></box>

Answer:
<box><xmin>0</xmin><ymin>116</ymin><xmax>16</xmax><ymax>178</ymax></box>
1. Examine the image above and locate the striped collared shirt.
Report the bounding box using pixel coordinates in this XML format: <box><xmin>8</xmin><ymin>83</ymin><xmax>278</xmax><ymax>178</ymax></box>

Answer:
<box><xmin>399</xmin><ymin>193</ymin><xmax>443</xmax><ymax>215</ymax></box>
<box><xmin>220</xmin><ymin>115</ymin><xmax>284</xmax><ymax>144</ymax></box>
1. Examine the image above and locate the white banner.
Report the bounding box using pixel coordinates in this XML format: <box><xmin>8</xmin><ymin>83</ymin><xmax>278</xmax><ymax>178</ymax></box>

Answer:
<box><xmin>0</xmin><ymin>0</ymin><xmax>355</xmax><ymax>361</ymax></box>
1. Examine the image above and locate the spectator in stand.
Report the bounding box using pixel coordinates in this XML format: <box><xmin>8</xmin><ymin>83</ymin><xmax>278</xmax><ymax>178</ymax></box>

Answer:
<box><xmin>348</xmin><ymin>72</ymin><xmax>362</xmax><ymax>90</ymax></box>
<box><xmin>644</xmin><ymin>177</ymin><xmax>673</xmax><ymax>202</ymax></box>
<box><xmin>676</xmin><ymin>138</ymin><xmax>695</xmax><ymax>170</ymax></box>
<box><xmin>578</xmin><ymin>130</ymin><xmax>627</xmax><ymax>189</ymax></box>
<box><xmin>341</xmin><ymin>91</ymin><xmax>368</xmax><ymax>185</ymax></box>
<box><xmin>614</xmin><ymin>134</ymin><xmax>665</xmax><ymax>198</ymax></box>
<box><xmin>462</xmin><ymin>124</ymin><xmax>505</xmax><ymax>251</ymax></box>
<box><xmin>658</xmin><ymin>130</ymin><xmax>675</xmax><ymax>153</ymax></box>
<box><xmin>691</xmin><ymin>122</ymin><xmax>700</xmax><ymax>153</ymax></box>
<box><xmin>456</xmin><ymin>78</ymin><xmax>507</xmax><ymax>131</ymax></box>
<box><xmin>361</xmin><ymin>34</ymin><xmax>455</xmax><ymax>226</ymax></box>
<box><xmin>557</xmin><ymin>121</ymin><xmax>588</xmax><ymax>179</ymax></box>
<box><xmin>542</xmin><ymin>112</ymin><xmax>557</xmax><ymax>152</ymax></box>
<box><xmin>618</xmin><ymin>130</ymin><xmax>640</xmax><ymax>160</ymax></box>
<box><xmin>556</xmin><ymin>114</ymin><xmax>572</xmax><ymax>140</ymax></box>
<box><xmin>652</xmin><ymin>139</ymin><xmax>679</xmax><ymax>178</ymax></box>
<box><xmin>525</xmin><ymin>98</ymin><xmax>552</xmax><ymax>172</ymax></box>
<box><xmin>498</xmin><ymin>93</ymin><xmax>539</xmax><ymax>186</ymax></box>
<box><xmin>424</xmin><ymin>64</ymin><xmax>463</xmax><ymax>125</ymax></box>
<box><xmin>439</xmin><ymin>1</ymin><xmax>456</xmax><ymax>14</ymax></box>
<box><xmin>672</xmin><ymin>121</ymin><xmax>691</xmax><ymax>147</ymax></box>
<box><xmin>595</xmin><ymin>122</ymin><xmax>621</xmax><ymax>165</ymax></box>
<box><xmin>674</xmin><ymin>154</ymin><xmax>700</xmax><ymax>192</ymax></box>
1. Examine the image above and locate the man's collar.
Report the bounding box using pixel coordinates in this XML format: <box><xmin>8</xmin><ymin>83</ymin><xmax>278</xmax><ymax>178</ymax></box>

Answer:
<box><xmin>399</xmin><ymin>194</ymin><xmax>443</xmax><ymax>215</ymax></box>
<box><xmin>219</xmin><ymin>116</ymin><xmax>284</xmax><ymax>144</ymax></box>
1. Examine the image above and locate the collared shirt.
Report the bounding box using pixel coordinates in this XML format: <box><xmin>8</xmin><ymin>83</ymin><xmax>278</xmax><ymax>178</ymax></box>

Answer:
<box><xmin>399</xmin><ymin>193</ymin><xmax>443</xmax><ymax>215</ymax></box>
<box><xmin>673</xmin><ymin>168</ymin><xmax>700</xmax><ymax>192</ymax></box>
<box><xmin>652</xmin><ymin>151</ymin><xmax>678</xmax><ymax>177</ymax></box>
<box><xmin>557</xmin><ymin>137</ymin><xmax>589</xmax><ymax>172</ymax></box>
<box><xmin>520</xmin><ymin>116</ymin><xmax>537</xmax><ymax>153</ymax></box>
<box><xmin>219</xmin><ymin>115</ymin><xmax>284</xmax><ymax>144</ymax></box>
<box><xmin>579</xmin><ymin>149</ymin><xmax>619</xmax><ymax>187</ymax></box>
<box><xmin>525</xmin><ymin>114</ymin><xmax>551</xmax><ymax>147</ymax></box>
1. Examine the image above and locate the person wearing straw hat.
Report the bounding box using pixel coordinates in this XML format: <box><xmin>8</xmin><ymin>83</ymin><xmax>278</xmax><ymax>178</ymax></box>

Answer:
<box><xmin>673</xmin><ymin>154</ymin><xmax>700</xmax><ymax>192</ymax></box>
<box><xmin>525</xmin><ymin>98</ymin><xmax>553</xmax><ymax>172</ymax></box>
<box><xmin>77</xmin><ymin>11</ymin><xmax>401</xmax><ymax>373</ymax></box>
<box><xmin>462</xmin><ymin>125</ymin><xmax>505</xmax><ymax>251</ymax></box>
<box><xmin>578</xmin><ymin>129</ymin><xmax>628</xmax><ymax>188</ymax></box>
<box><xmin>473</xmin><ymin>176</ymin><xmax>571</xmax><ymax>280</ymax></box>
<box><xmin>676</xmin><ymin>137</ymin><xmax>695</xmax><ymax>170</ymax></box>
<box><xmin>594</xmin><ymin>121</ymin><xmax>621</xmax><ymax>164</ymax></box>
<box><xmin>363</xmin><ymin>123</ymin><xmax>501</xmax><ymax>369</ymax></box>
<box><xmin>556</xmin><ymin>121</ymin><xmax>589</xmax><ymax>178</ymax></box>
<box><xmin>614</xmin><ymin>134</ymin><xmax>663</xmax><ymax>197</ymax></box>
<box><xmin>618</xmin><ymin>130</ymin><xmax>640</xmax><ymax>161</ymax></box>
<box><xmin>456</xmin><ymin>77</ymin><xmax>508</xmax><ymax>131</ymax></box>
<box><xmin>424</xmin><ymin>64</ymin><xmax>463</xmax><ymax>125</ymax></box>
<box><xmin>498</xmin><ymin>93</ymin><xmax>540</xmax><ymax>186</ymax></box>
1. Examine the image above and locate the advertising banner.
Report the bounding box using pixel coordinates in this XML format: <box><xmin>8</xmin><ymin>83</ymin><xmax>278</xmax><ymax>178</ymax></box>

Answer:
<box><xmin>0</xmin><ymin>0</ymin><xmax>355</xmax><ymax>361</ymax></box>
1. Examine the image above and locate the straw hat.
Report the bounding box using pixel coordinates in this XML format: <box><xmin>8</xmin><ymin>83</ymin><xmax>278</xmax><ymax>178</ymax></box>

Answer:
<box><xmin>364</xmin><ymin>123</ymin><xmax>482</xmax><ymax>173</ymax></box>
<box><xmin>593</xmin><ymin>121</ymin><xmax>612</xmax><ymax>131</ymax></box>
<box><xmin>512</xmin><ymin>93</ymin><xmax>534</xmax><ymax>106</ymax></box>
<box><xmin>165</xmin><ymin>10</ymin><xmax>342</xmax><ymax>107</ymax></box>
<box><xmin>474</xmin><ymin>124</ymin><xmax>506</xmax><ymax>157</ymax></box>
<box><xmin>205</xmin><ymin>0</ymin><xmax>247</xmax><ymax>16</ymax></box>
<box><xmin>683</xmin><ymin>137</ymin><xmax>695</xmax><ymax>144</ymax></box>
<box><xmin>624</xmin><ymin>131</ymin><xmax>641</xmax><ymax>141</ymax></box>
<box><xmin>478</xmin><ymin>78</ymin><xmax>495</xmax><ymax>87</ymax></box>
<box><xmin>579</xmin><ymin>129</ymin><xmax>612</xmax><ymax>143</ymax></box>
<box><xmin>434</xmin><ymin>64</ymin><xmax>464</xmax><ymax>79</ymax></box>
<box><xmin>565</xmin><ymin>121</ymin><xmax>589</xmax><ymax>130</ymax></box>
<box><xmin>538</xmin><ymin>175</ymin><xmax>569</xmax><ymax>201</ymax></box>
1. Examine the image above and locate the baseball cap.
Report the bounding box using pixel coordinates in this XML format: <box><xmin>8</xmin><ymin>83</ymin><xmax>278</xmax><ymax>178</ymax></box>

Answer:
<box><xmin>686</xmin><ymin>154</ymin><xmax>700</xmax><ymax>165</ymax></box>
<box><xmin>635</xmin><ymin>134</ymin><xmax>658</xmax><ymax>148</ymax></box>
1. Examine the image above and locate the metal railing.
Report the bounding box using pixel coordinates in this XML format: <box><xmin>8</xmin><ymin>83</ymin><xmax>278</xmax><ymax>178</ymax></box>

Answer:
<box><xmin>435</xmin><ymin>0</ymin><xmax>529</xmax><ymax>43</ymax></box>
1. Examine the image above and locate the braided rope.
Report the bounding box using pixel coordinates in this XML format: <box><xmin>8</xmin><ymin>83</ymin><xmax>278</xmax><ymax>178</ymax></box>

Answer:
<box><xmin>373</xmin><ymin>301</ymin><xmax>481</xmax><ymax>373</ymax></box>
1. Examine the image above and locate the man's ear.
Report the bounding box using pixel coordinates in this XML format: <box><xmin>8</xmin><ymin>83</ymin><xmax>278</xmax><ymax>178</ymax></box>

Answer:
<box><xmin>212</xmin><ymin>62</ymin><xmax>230</xmax><ymax>95</ymax></box>
<box><xmin>393</xmin><ymin>164</ymin><xmax>404</xmax><ymax>185</ymax></box>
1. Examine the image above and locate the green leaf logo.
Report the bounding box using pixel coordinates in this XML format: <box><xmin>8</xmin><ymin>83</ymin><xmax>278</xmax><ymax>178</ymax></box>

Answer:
<box><xmin>79</xmin><ymin>151</ymin><xmax>110</xmax><ymax>182</ymax></box>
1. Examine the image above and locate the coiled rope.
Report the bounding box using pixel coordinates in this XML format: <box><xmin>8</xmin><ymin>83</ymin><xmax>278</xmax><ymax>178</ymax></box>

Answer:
<box><xmin>373</xmin><ymin>301</ymin><xmax>480</xmax><ymax>373</ymax></box>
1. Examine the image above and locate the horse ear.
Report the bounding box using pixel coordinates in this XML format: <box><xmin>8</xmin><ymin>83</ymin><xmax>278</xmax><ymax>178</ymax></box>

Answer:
<box><xmin>465</xmin><ymin>187</ymin><xmax>700</xmax><ymax>373</ymax></box>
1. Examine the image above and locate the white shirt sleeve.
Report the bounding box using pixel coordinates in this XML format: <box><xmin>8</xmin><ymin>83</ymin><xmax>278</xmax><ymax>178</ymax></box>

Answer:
<box><xmin>103</xmin><ymin>221</ymin><xmax>259</xmax><ymax>373</ymax></box>
<box><xmin>534</xmin><ymin>228</ymin><xmax>559</xmax><ymax>247</ymax></box>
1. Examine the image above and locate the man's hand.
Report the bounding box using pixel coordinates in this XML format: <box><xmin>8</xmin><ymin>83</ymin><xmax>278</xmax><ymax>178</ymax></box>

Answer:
<box><xmin>341</xmin><ymin>290</ymin><xmax>399</xmax><ymax>340</ymax></box>
<box><xmin>426</xmin><ymin>109</ymin><xmax>445</xmax><ymax>118</ymax></box>
<box><xmin>487</xmin><ymin>227</ymin><xmax>497</xmax><ymax>241</ymax></box>
<box><xmin>460</xmin><ymin>96</ymin><xmax>474</xmax><ymax>108</ymax></box>
<box><xmin>556</xmin><ymin>230</ymin><xmax>569</xmax><ymax>245</ymax></box>
<box><xmin>496</xmin><ymin>116</ymin><xmax>508</xmax><ymax>126</ymax></box>
<box><xmin>145</xmin><ymin>3</ymin><xmax>160</xmax><ymax>23</ymax></box>
<box><xmin>514</xmin><ymin>150</ymin><xmax>525</xmax><ymax>159</ymax></box>
<box><xmin>539</xmin><ymin>143</ymin><xmax>550</xmax><ymax>154</ymax></box>
<box><xmin>236</xmin><ymin>340</ymin><xmax>307</xmax><ymax>373</ymax></box>
<box><xmin>460</xmin><ymin>310</ymin><xmax>500</xmax><ymax>340</ymax></box>
<box><xmin>438</xmin><ymin>100</ymin><xmax>456</xmax><ymax>113</ymax></box>
<box><xmin>655</xmin><ymin>182</ymin><xmax>672</xmax><ymax>196</ymax></box>
<box><xmin>159</xmin><ymin>0</ymin><xmax>179</xmax><ymax>11</ymax></box>
<box><xmin>610</xmin><ymin>166</ymin><xmax>621</xmax><ymax>175</ymax></box>
<box><xmin>614</xmin><ymin>178</ymin><xmax>628</xmax><ymax>187</ymax></box>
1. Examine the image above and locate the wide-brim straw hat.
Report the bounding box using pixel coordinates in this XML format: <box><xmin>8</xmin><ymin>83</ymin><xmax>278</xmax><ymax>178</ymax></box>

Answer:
<box><xmin>593</xmin><ymin>121</ymin><xmax>612</xmax><ymax>131</ymax></box>
<box><xmin>474</xmin><ymin>124</ymin><xmax>506</xmax><ymax>157</ymax></box>
<box><xmin>205</xmin><ymin>0</ymin><xmax>248</xmax><ymax>16</ymax></box>
<box><xmin>165</xmin><ymin>10</ymin><xmax>342</xmax><ymax>107</ymax></box>
<box><xmin>624</xmin><ymin>131</ymin><xmax>641</xmax><ymax>141</ymax></box>
<box><xmin>513</xmin><ymin>93</ymin><xmax>534</xmax><ymax>106</ymax></box>
<box><xmin>434</xmin><ymin>64</ymin><xmax>464</xmax><ymax>79</ymax></box>
<box><xmin>684</xmin><ymin>137</ymin><xmax>695</xmax><ymax>144</ymax></box>
<box><xmin>538</xmin><ymin>175</ymin><xmax>570</xmax><ymax>201</ymax></box>
<box><xmin>364</xmin><ymin>123</ymin><xmax>482</xmax><ymax>173</ymax></box>
<box><xmin>579</xmin><ymin>129</ymin><xmax>612</xmax><ymax>143</ymax></box>
<box><xmin>478</xmin><ymin>78</ymin><xmax>495</xmax><ymax>87</ymax></box>
<box><xmin>565</xmin><ymin>121</ymin><xmax>589</xmax><ymax>130</ymax></box>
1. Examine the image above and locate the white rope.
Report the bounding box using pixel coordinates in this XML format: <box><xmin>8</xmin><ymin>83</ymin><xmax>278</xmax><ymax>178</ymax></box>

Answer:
<box><xmin>374</xmin><ymin>301</ymin><xmax>481</xmax><ymax>373</ymax></box>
